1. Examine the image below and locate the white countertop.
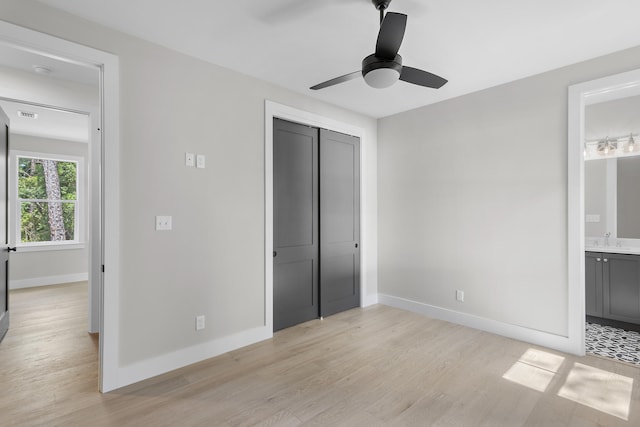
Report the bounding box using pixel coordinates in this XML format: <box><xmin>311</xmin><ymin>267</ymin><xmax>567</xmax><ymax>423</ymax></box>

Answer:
<box><xmin>585</xmin><ymin>246</ymin><xmax>640</xmax><ymax>255</ymax></box>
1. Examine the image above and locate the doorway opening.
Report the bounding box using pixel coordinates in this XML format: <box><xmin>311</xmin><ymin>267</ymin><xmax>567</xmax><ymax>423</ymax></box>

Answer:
<box><xmin>0</xmin><ymin>20</ymin><xmax>120</xmax><ymax>392</ymax></box>
<box><xmin>0</xmin><ymin>97</ymin><xmax>96</xmax><ymax>323</ymax></box>
<box><xmin>568</xmin><ymin>67</ymin><xmax>640</xmax><ymax>364</ymax></box>
<box><xmin>0</xmin><ymin>54</ymin><xmax>100</xmax><ymax>392</ymax></box>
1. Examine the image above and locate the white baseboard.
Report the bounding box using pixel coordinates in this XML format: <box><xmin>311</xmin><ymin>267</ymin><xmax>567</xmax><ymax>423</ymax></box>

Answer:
<box><xmin>362</xmin><ymin>293</ymin><xmax>379</xmax><ymax>307</ymax></box>
<box><xmin>378</xmin><ymin>294</ymin><xmax>577</xmax><ymax>355</ymax></box>
<box><xmin>116</xmin><ymin>326</ymin><xmax>273</xmax><ymax>390</ymax></box>
<box><xmin>10</xmin><ymin>273</ymin><xmax>89</xmax><ymax>290</ymax></box>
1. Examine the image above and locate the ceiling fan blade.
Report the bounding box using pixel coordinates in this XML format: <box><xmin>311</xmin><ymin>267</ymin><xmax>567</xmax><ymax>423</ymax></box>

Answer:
<box><xmin>310</xmin><ymin>71</ymin><xmax>361</xmax><ymax>90</ymax></box>
<box><xmin>375</xmin><ymin>12</ymin><xmax>407</xmax><ymax>59</ymax></box>
<box><xmin>399</xmin><ymin>66</ymin><xmax>448</xmax><ymax>89</ymax></box>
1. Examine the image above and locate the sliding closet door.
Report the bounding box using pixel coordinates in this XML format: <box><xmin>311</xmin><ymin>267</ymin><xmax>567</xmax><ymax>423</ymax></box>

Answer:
<box><xmin>320</xmin><ymin>129</ymin><xmax>360</xmax><ymax>317</ymax></box>
<box><xmin>273</xmin><ymin>119</ymin><xmax>319</xmax><ymax>331</ymax></box>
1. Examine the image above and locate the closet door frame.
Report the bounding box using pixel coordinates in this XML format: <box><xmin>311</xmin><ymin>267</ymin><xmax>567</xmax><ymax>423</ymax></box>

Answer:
<box><xmin>265</xmin><ymin>101</ymin><xmax>370</xmax><ymax>334</ymax></box>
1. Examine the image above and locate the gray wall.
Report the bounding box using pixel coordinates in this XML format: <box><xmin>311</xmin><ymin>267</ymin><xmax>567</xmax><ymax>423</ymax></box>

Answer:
<box><xmin>0</xmin><ymin>1</ymin><xmax>378</xmax><ymax>367</ymax></box>
<box><xmin>618</xmin><ymin>156</ymin><xmax>640</xmax><ymax>238</ymax></box>
<box><xmin>9</xmin><ymin>134</ymin><xmax>89</xmax><ymax>286</ymax></box>
<box><xmin>585</xmin><ymin>159</ymin><xmax>607</xmax><ymax>237</ymax></box>
<box><xmin>378</xmin><ymin>45</ymin><xmax>640</xmax><ymax>336</ymax></box>
<box><xmin>584</xmin><ymin>96</ymin><xmax>640</xmax><ymax>240</ymax></box>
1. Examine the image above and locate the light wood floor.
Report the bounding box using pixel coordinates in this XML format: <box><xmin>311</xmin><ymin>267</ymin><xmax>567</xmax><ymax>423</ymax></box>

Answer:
<box><xmin>2</xmin><ymin>283</ymin><xmax>640</xmax><ymax>426</ymax></box>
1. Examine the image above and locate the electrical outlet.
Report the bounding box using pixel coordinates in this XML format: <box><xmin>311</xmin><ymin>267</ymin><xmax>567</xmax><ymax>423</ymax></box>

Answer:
<box><xmin>185</xmin><ymin>152</ymin><xmax>195</xmax><ymax>167</ymax></box>
<box><xmin>196</xmin><ymin>315</ymin><xmax>205</xmax><ymax>331</ymax></box>
<box><xmin>586</xmin><ymin>214</ymin><xmax>600</xmax><ymax>223</ymax></box>
<box><xmin>155</xmin><ymin>215</ymin><xmax>172</xmax><ymax>231</ymax></box>
<box><xmin>456</xmin><ymin>290</ymin><xmax>464</xmax><ymax>302</ymax></box>
<box><xmin>196</xmin><ymin>154</ymin><xmax>205</xmax><ymax>169</ymax></box>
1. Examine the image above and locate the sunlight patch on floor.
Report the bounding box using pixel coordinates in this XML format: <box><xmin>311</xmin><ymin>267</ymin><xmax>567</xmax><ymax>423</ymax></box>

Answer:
<box><xmin>558</xmin><ymin>362</ymin><xmax>633</xmax><ymax>421</ymax></box>
<box><xmin>502</xmin><ymin>348</ymin><xmax>565</xmax><ymax>393</ymax></box>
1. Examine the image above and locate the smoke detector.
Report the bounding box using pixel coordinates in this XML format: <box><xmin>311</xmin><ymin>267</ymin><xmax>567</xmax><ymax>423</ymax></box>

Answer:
<box><xmin>32</xmin><ymin>65</ymin><xmax>52</xmax><ymax>75</ymax></box>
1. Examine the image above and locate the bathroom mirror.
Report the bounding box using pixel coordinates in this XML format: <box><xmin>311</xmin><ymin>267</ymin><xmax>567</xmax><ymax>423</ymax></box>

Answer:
<box><xmin>584</xmin><ymin>95</ymin><xmax>640</xmax><ymax>240</ymax></box>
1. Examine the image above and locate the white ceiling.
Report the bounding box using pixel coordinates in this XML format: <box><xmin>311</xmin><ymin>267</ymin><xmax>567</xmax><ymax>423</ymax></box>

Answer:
<box><xmin>0</xmin><ymin>100</ymin><xmax>90</xmax><ymax>143</ymax></box>
<box><xmin>586</xmin><ymin>95</ymin><xmax>640</xmax><ymax>141</ymax></box>
<box><xmin>36</xmin><ymin>0</ymin><xmax>640</xmax><ymax>118</ymax></box>
<box><xmin>0</xmin><ymin>42</ymin><xmax>98</xmax><ymax>87</ymax></box>
<box><xmin>0</xmin><ymin>43</ymin><xmax>95</xmax><ymax>142</ymax></box>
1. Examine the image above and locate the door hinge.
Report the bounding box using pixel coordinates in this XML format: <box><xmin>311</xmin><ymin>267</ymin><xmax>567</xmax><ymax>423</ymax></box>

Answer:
<box><xmin>102</xmin><ymin>264</ymin><xmax>105</xmax><ymax>273</ymax></box>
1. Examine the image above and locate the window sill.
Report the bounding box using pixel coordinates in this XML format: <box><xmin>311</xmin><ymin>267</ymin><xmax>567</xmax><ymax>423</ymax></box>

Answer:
<box><xmin>14</xmin><ymin>242</ymin><xmax>86</xmax><ymax>253</ymax></box>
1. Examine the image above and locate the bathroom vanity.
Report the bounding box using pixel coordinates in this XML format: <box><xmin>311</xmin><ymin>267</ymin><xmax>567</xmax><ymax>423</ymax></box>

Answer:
<box><xmin>586</xmin><ymin>249</ymin><xmax>640</xmax><ymax>328</ymax></box>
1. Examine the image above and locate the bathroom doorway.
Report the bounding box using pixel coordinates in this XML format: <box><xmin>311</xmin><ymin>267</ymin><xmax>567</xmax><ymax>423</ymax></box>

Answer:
<box><xmin>568</xmin><ymin>68</ymin><xmax>640</xmax><ymax>366</ymax></box>
<box><xmin>583</xmin><ymin>95</ymin><xmax>640</xmax><ymax>365</ymax></box>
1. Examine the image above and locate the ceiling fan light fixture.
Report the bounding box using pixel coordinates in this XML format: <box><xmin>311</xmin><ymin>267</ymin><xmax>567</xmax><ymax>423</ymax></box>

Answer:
<box><xmin>362</xmin><ymin>53</ymin><xmax>402</xmax><ymax>89</ymax></box>
<box><xmin>309</xmin><ymin>5</ymin><xmax>447</xmax><ymax>92</ymax></box>
<box><xmin>364</xmin><ymin>68</ymin><xmax>400</xmax><ymax>88</ymax></box>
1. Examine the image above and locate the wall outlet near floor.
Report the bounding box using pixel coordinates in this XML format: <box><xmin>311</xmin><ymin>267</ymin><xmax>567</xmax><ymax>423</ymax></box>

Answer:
<box><xmin>456</xmin><ymin>290</ymin><xmax>464</xmax><ymax>302</ymax></box>
<box><xmin>196</xmin><ymin>154</ymin><xmax>206</xmax><ymax>169</ymax></box>
<box><xmin>185</xmin><ymin>152</ymin><xmax>195</xmax><ymax>167</ymax></box>
<box><xmin>195</xmin><ymin>315</ymin><xmax>205</xmax><ymax>331</ymax></box>
<box><xmin>155</xmin><ymin>215</ymin><xmax>172</xmax><ymax>231</ymax></box>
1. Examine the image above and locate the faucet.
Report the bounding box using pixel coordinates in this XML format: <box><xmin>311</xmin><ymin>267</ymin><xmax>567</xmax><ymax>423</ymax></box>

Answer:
<box><xmin>604</xmin><ymin>232</ymin><xmax>611</xmax><ymax>247</ymax></box>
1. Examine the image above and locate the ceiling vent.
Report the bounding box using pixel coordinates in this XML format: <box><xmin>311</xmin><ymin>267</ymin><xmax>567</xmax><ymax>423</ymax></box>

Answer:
<box><xmin>17</xmin><ymin>110</ymin><xmax>38</xmax><ymax>119</ymax></box>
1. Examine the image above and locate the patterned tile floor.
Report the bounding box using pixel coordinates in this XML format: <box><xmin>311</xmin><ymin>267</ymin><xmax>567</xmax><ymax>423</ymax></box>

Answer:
<box><xmin>586</xmin><ymin>322</ymin><xmax>640</xmax><ymax>365</ymax></box>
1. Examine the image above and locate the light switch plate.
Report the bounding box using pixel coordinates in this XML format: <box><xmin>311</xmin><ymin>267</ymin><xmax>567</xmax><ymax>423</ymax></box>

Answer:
<box><xmin>456</xmin><ymin>290</ymin><xmax>464</xmax><ymax>302</ymax></box>
<box><xmin>155</xmin><ymin>215</ymin><xmax>172</xmax><ymax>231</ymax></box>
<box><xmin>185</xmin><ymin>152</ymin><xmax>195</xmax><ymax>167</ymax></box>
<box><xmin>196</xmin><ymin>154</ymin><xmax>205</xmax><ymax>169</ymax></box>
<box><xmin>196</xmin><ymin>315</ymin><xmax>205</xmax><ymax>331</ymax></box>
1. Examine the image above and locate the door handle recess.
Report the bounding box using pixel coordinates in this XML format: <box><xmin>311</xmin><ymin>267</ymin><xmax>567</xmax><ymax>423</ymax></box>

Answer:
<box><xmin>355</xmin><ymin>243</ymin><xmax>358</xmax><ymax>248</ymax></box>
<box><xmin>273</xmin><ymin>251</ymin><xmax>277</xmax><ymax>257</ymax></box>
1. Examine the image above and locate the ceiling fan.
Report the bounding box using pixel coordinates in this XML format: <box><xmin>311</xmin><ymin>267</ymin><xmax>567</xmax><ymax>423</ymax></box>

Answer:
<box><xmin>310</xmin><ymin>0</ymin><xmax>447</xmax><ymax>91</ymax></box>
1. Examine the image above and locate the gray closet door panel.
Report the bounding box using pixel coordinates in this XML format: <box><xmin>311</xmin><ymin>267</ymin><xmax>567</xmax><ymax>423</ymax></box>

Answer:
<box><xmin>274</xmin><ymin>260</ymin><xmax>316</xmax><ymax>310</ymax></box>
<box><xmin>320</xmin><ymin>128</ymin><xmax>360</xmax><ymax>317</ymax></box>
<box><xmin>274</xmin><ymin>129</ymin><xmax>315</xmax><ymax>248</ymax></box>
<box><xmin>322</xmin><ymin>254</ymin><xmax>357</xmax><ymax>302</ymax></box>
<box><xmin>321</xmin><ymin>139</ymin><xmax>356</xmax><ymax>244</ymax></box>
<box><xmin>273</xmin><ymin>119</ymin><xmax>319</xmax><ymax>331</ymax></box>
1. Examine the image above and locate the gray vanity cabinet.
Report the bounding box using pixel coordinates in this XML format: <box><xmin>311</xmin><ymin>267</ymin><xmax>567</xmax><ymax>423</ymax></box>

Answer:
<box><xmin>603</xmin><ymin>253</ymin><xmax>640</xmax><ymax>324</ymax></box>
<box><xmin>585</xmin><ymin>252</ymin><xmax>603</xmax><ymax>317</ymax></box>
<box><xmin>586</xmin><ymin>251</ymin><xmax>640</xmax><ymax>325</ymax></box>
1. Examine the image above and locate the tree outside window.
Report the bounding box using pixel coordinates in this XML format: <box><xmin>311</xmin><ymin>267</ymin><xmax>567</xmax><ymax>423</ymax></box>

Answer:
<box><xmin>17</xmin><ymin>156</ymin><xmax>78</xmax><ymax>244</ymax></box>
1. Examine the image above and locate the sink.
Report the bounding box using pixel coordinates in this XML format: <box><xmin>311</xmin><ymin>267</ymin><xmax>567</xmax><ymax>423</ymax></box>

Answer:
<box><xmin>586</xmin><ymin>246</ymin><xmax>640</xmax><ymax>255</ymax></box>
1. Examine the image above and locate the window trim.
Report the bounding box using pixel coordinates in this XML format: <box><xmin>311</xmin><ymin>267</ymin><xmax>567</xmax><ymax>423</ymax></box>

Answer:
<box><xmin>11</xmin><ymin>150</ymin><xmax>85</xmax><ymax>250</ymax></box>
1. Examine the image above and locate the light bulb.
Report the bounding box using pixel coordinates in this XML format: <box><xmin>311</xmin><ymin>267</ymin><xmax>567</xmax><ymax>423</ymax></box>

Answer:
<box><xmin>625</xmin><ymin>133</ymin><xmax>636</xmax><ymax>152</ymax></box>
<box><xmin>363</xmin><ymin>68</ymin><xmax>400</xmax><ymax>89</ymax></box>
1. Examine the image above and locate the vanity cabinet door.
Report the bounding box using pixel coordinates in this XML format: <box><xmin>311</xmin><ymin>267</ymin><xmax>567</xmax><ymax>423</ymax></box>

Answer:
<box><xmin>603</xmin><ymin>253</ymin><xmax>640</xmax><ymax>324</ymax></box>
<box><xmin>585</xmin><ymin>252</ymin><xmax>603</xmax><ymax>317</ymax></box>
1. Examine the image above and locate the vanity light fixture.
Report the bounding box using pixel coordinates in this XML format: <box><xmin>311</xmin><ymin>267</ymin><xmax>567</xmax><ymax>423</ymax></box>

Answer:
<box><xmin>585</xmin><ymin>132</ymin><xmax>638</xmax><ymax>159</ymax></box>
<box><xmin>597</xmin><ymin>137</ymin><xmax>617</xmax><ymax>156</ymax></box>
<box><xmin>624</xmin><ymin>132</ymin><xmax>636</xmax><ymax>153</ymax></box>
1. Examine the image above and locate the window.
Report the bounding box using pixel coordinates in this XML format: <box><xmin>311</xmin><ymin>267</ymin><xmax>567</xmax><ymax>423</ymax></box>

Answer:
<box><xmin>16</xmin><ymin>154</ymin><xmax>80</xmax><ymax>246</ymax></box>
